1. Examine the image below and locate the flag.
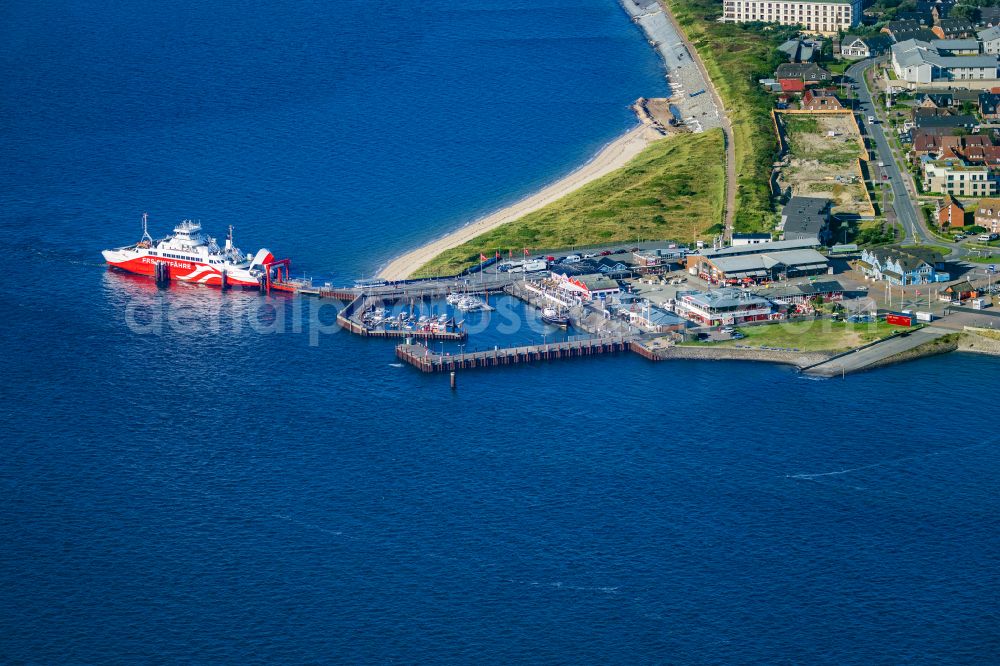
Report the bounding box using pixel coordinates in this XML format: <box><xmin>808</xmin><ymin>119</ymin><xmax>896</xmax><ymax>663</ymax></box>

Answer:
<box><xmin>479</xmin><ymin>253</ymin><xmax>487</xmax><ymax>262</ymax></box>
<box><xmin>523</xmin><ymin>248</ymin><xmax>529</xmax><ymax>256</ymax></box>
<box><xmin>495</xmin><ymin>250</ymin><xmax>501</xmax><ymax>260</ymax></box>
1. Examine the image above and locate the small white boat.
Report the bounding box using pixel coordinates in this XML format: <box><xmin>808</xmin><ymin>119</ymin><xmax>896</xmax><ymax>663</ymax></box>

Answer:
<box><xmin>455</xmin><ymin>295</ymin><xmax>494</xmax><ymax>312</ymax></box>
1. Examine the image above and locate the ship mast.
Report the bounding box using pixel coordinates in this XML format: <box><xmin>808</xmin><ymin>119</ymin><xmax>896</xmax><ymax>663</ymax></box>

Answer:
<box><xmin>140</xmin><ymin>212</ymin><xmax>153</xmax><ymax>244</ymax></box>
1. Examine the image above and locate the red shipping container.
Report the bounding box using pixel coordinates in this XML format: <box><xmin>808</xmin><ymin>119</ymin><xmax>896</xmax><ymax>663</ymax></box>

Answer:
<box><xmin>886</xmin><ymin>313</ymin><xmax>912</xmax><ymax>327</ymax></box>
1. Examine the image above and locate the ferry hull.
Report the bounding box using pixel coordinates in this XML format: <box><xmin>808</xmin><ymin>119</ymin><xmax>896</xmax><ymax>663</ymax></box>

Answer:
<box><xmin>102</xmin><ymin>252</ymin><xmax>263</xmax><ymax>288</ymax></box>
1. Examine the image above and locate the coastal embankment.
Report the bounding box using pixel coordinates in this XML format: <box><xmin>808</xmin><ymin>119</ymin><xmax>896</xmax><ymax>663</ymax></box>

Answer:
<box><xmin>958</xmin><ymin>326</ymin><xmax>1000</xmax><ymax>355</ymax></box>
<box><xmin>637</xmin><ymin>338</ymin><xmax>832</xmax><ymax>368</ymax></box>
<box><xmin>618</xmin><ymin>0</ymin><xmax>721</xmax><ymax>133</ymax></box>
<box><xmin>376</xmin><ymin>124</ymin><xmax>661</xmax><ymax>281</ymax></box>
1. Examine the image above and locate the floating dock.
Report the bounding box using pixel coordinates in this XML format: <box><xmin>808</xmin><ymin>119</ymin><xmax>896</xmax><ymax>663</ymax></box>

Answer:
<box><xmin>396</xmin><ymin>336</ymin><xmax>637</xmax><ymax>372</ymax></box>
<box><xmin>338</xmin><ymin>295</ymin><xmax>467</xmax><ymax>341</ymax></box>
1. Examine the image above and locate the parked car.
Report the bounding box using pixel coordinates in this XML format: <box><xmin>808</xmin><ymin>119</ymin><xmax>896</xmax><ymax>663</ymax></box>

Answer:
<box><xmin>613</xmin><ymin>248</ymin><xmax>627</xmax><ymax>254</ymax></box>
<box><xmin>600</xmin><ymin>250</ymin><xmax>612</xmax><ymax>256</ymax></box>
<box><xmin>583</xmin><ymin>253</ymin><xmax>596</xmax><ymax>259</ymax></box>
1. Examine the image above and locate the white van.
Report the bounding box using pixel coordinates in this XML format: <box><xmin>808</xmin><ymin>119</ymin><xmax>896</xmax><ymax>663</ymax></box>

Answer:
<box><xmin>978</xmin><ymin>234</ymin><xmax>993</xmax><ymax>242</ymax></box>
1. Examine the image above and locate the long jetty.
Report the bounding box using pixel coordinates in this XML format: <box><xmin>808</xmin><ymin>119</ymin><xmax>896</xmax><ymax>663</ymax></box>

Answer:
<box><xmin>283</xmin><ymin>275</ymin><xmax>518</xmax><ymax>301</ymax></box>
<box><xmin>396</xmin><ymin>336</ymin><xmax>637</xmax><ymax>372</ymax></box>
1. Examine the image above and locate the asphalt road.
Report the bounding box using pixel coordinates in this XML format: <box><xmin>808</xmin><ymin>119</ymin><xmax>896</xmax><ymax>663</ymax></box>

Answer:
<box><xmin>845</xmin><ymin>58</ymin><xmax>984</xmax><ymax>264</ymax></box>
<box><xmin>847</xmin><ymin>58</ymin><xmax>932</xmax><ymax>245</ymax></box>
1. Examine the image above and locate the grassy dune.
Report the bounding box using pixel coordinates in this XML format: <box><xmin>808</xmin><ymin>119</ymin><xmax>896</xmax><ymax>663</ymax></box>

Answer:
<box><xmin>414</xmin><ymin>129</ymin><xmax>725</xmax><ymax>277</ymax></box>
<box><xmin>665</xmin><ymin>0</ymin><xmax>795</xmax><ymax>233</ymax></box>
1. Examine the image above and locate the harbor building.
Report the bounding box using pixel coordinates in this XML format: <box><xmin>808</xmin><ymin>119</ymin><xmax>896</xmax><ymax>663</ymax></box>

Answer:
<box><xmin>779</xmin><ymin>196</ymin><xmax>832</xmax><ymax>244</ymax></box>
<box><xmin>626</xmin><ymin>306</ymin><xmax>688</xmax><ymax>333</ymax></box>
<box><xmin>761</xmin><ymin>280</ymin><xmax>849</xmax><ymax>313</ymax></box>
<box><xmin>551</xmin><ymin>272</ymin><xmax>621</xmax><ymax>301</ymax></box>
<box><xmin>673</xmin><ymin>288</ymin><xmax>779</xmax><ymax>327</ymax></box>
<box><xmin>686</xmin><ymin>240</ymin><xmax>830</xmax><ymax>285</ymax></box>
<box><xmin>720</xmin><ymin>0</ymin><xmax>861</xmax><ymax>34</ymax></box>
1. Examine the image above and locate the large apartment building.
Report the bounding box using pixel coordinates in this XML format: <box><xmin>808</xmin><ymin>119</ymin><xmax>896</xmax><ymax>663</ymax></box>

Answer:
<box><xmin>891</xmin><ymin>39</ymin><xmax>999</xmax><ymax>83</ymax></box>
<box><xmin>923</xmin><ymin>159</ymin><xmax>998</xmax><ymax>196</ymax></box>
<box><xmin>721</xmin><ymin>0</ymin><xmax>861</xmax><ymax>34</ymax></box>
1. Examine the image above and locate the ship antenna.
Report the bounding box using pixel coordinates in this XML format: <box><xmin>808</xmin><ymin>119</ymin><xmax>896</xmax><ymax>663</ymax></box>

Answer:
<box><xmin>141</xmin><ymin>212</ymin><xmax>153</xmax><ymax>243</ymax></box>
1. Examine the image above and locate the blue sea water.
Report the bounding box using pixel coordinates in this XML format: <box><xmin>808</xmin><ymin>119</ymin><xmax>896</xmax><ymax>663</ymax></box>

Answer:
<box><xmin>2</xmin><ymin>0</ymin><xmax>1000</xmax><ymax>663</ymax></box>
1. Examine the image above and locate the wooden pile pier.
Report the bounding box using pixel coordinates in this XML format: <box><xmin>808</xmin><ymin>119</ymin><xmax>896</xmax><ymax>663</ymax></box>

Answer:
<box><xmin>396</xmin><ymin>336</ymin><xmax>636</xmax><ymax>372</ymax></box>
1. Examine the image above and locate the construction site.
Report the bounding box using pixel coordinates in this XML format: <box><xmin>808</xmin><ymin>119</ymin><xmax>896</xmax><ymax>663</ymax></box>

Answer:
<box><xmin>772</xmin><ymin>111</ymin><xmax>876</xmax><ymax>218</ymax></box>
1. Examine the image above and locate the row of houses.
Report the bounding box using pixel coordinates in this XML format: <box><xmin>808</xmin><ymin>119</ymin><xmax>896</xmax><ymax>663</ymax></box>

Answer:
<box><xmin>935</xmin><ymin>195</ymin><xmax>1000</xmax><ymax>233</ymax></box>
<box><xmin>906</xmin><ymin>89</ymin><xmax>1000</xmax><ymax>118</ymax></box>
<box><xmin>878</xmin><ymin>2</ymin><xmax>1000</xmax><ymax>35</ymax></box>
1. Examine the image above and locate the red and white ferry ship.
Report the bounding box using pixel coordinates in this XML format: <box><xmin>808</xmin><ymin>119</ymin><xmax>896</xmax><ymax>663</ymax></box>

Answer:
<box><xmin>102</xmin><ymin>214</ymin><xmax>276</xmax><ymax>288</ymax></box>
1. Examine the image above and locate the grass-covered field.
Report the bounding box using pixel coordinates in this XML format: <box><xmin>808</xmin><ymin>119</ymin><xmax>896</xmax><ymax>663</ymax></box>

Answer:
<box><xmin>901</xmin><ymin>243</ymin><xmax>951</xmax><ymax>256</ymax></box>
<box><xmin>700</xmin><ymin>319</ymin><xmax>902</xmax><ymax>352</ymax></box>
<box><xmin>666</xmin><ymin>0</ymin><xmax>795</xmax><ymax>233</ymax></box>
<box><xmin>413</xmin><ymin>129</ymin><xmax>725</xmax><ymax>277</ymax></box>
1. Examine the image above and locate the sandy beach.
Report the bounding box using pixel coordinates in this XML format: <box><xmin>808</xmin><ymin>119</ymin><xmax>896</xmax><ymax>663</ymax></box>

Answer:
<box><xmin>377</xmin><ymin>124</ymin><xmax>662</xmax><ymax>280</ymax></box>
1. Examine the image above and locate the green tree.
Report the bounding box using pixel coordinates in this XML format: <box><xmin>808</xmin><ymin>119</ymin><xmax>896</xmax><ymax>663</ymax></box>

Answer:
<box><xmin>952</xmin><ymin>5</ymin><xmax>980</xmax><ymax>22</ymax></box>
